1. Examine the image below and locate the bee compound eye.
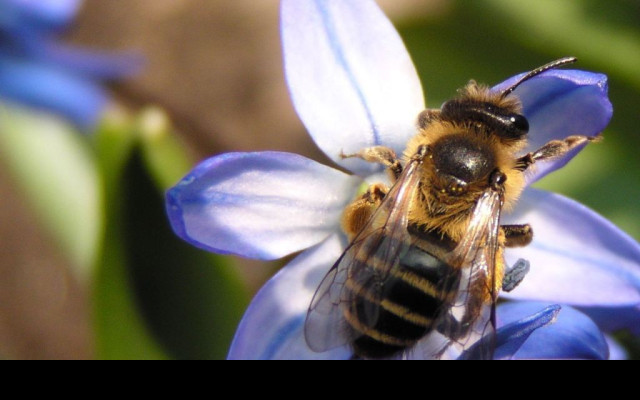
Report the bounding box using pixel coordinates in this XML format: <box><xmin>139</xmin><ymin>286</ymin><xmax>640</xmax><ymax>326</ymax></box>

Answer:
<box><xmin>510</xmin><ymin>114</ymin><xmax>529</xmax><ymax>135</ymax></box>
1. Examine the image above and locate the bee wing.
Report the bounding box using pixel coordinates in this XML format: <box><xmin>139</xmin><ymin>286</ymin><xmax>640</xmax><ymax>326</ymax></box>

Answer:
<box><xmin>304</xmin><ymin>158</ymin><xmax>423</xmax><ymax>353</ymax></box>
<box><xmin>438</xmin><ymin>189</ymin><xmax>504</xmax><ymax>360</ymax></box>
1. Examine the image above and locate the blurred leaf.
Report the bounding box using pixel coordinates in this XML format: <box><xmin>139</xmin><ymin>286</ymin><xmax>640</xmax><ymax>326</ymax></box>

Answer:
<box><xmin>136</xmin><ymin>107</ymin><xmax>194</xmax><ymax>191</ymax></box>
<box><xmin>471</xmin><ymin>0</ymin><xmax>640</xmax><ymax>91</ymax></box>
<box><xmin>0</xmin><ymin>104</ymin><xmax>101</xmax><ymax>283</ymax></box>
<box><xmin>94</xmin><ymin>109</ymin><xmax>139</xmax><ymax>195</ymax></box>
<box><xmin>398</xmin><ymin>5</ymin><xmax>547</xmax><ymax>107</ymax></box>
<box><xmin>92</xmin><ymin>115</ymin><xmax>168</xmax><ymax>360</ymax></box>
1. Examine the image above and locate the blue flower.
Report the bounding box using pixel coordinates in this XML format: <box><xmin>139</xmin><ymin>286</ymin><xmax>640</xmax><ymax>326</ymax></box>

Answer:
<box><xmin>167</xmin><ymin>0</ymin><xmax>639</xmax><ymax>359</ymax></box>
<box><xmin>0</xmin><ymin>0</ymin><xmax>140</xmax><ymax>128</ymax></box>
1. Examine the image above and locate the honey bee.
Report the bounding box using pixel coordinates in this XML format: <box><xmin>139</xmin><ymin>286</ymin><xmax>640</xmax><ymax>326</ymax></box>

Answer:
<box><xmin>304</xmin><ymin>57</ymin><xmax>600</xmax><ymax>360</ymax></box>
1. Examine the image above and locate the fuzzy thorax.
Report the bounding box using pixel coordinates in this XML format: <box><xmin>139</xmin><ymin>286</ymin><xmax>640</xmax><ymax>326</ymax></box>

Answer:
<box><xmin>403</xmin><ymin>118</ymin><xmax>525</xmax><ymax>242</ymax></box>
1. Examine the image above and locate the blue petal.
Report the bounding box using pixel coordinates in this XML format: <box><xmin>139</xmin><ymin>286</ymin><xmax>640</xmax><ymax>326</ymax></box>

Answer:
<box><xmin>12</xmin><ymin>35</ymin><xmax>143</xmax><ymax>80</ymax></box>
<box><xmin>486</xmin><ymin>304</ymin><xmax>561</xmax><ymax>360</ymax></box>
<box><xmin>502</xmin><ymin>188</ymin><xmax>640</xmax><ymax>306</ymax></box>
<box><xmin>0</xmin><ymin>0</ymin><xmax>81</xmax><ymax>32</ymax></box>
<box><xmin>579</xmin><ymin>305</ymin><xmax>640</xmax><ymax>336</ymax></box>
<box><xmin>166</xmin><ymin>152</ymin><xmax>361</xmax><ymax>261</ymax></box>
<box><xmin>493</xmin><ymin>69</ymin><xmax>612</xmax><ymax>184</ymax></box>
<box><xmin>41</xmin><ymin>44</ymin><xmax>142</xmax><ymax>80</ymax></box>
<box><xmin>228</xmin><ymin>234</ymin><xmax>352</xmax><ymax>360</ymax></box>
<box><xmin>496</xmin><ymin>302</ymin><xmax>609</xmax><ymax>360</ymax></box>
<box><xmin>281</xmin><ymin>0</ymin><xmax>425</xmax><ymax>176</ymax></box>
<box><xmin>0</xmin><ymin>56</ymin><xmax>108</xmax><ymax>127</ymax></box>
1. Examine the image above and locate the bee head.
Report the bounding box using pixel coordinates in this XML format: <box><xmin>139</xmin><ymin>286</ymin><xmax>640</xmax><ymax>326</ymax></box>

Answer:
<box><xmin>439</xmin><ymin>57</ymin><xmax>578</xmax><ymax>144</ymax></box>
<box><xmin>440</xmin><ymin>99</ymin><xmax>529</xmax><ymax>141</ymax></box>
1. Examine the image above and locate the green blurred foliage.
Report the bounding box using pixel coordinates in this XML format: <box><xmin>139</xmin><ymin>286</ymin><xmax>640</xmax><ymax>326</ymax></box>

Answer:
<box><xmin>92</xmin><ymin>112</ymin><xmax>168</xmax><ymax>359</ymax></box>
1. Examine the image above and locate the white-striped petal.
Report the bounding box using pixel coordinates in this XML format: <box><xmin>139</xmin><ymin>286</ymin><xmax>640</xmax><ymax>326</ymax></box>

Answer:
<box><xmin>228</xmin><ymin>234</ymin><xmax>351</xmax><ymax>360</ymax></box>
<box><xmin>282</xmin><ymin>0</ymin><xmax>425</xmax><ymax>176</ymax></box>
<box><xmin>167</xmin><ymin>152</ymin><xmax>360</xmax><ymax>260</ymax></box>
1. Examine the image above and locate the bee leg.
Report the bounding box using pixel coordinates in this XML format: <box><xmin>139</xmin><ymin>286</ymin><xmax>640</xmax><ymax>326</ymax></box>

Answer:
<box><xmin>516</xmin><ymin>135</ymin><xmax>601</xmax><ymax>171</ymax></box>
<box><xmin>502</xmin><ymin>224</ymin><xmax>533</xmax><ymax>247</ymax></box>
<box><xmin>502</xmin><ymin>259</ymin><xmax>531</xmax><ymax>293</ymax></box>
<box><xmin>341</xmin><ymin>183</ymin><xmax>389</xmax><ymax>240</ymax></box>
<box><xmin>341</xmin><ymin>146</ymin><xmax>403</xmax><ymax>180</ymax></box>
<box><xmin>417</xmin><ymin>109</ymin><xmax>442</xmax><ymax>129</ymax></box>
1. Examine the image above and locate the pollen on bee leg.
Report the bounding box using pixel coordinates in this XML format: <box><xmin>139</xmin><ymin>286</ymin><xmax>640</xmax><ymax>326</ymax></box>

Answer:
<box><xmin>503</xmin><ymin>224</ymin><xmax>533</xmax><ymax>247</ymax></box>
<box><xmin>341</xmin><ymin>183</ymin><xmax>388</xmax><ymax>240</ymax></box>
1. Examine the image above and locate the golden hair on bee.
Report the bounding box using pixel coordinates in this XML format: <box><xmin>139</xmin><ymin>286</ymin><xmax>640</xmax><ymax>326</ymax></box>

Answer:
<box><xmin>459</xmin><ymin>81</ymin><xmax>522</xmax><ymax>112</ymax></box>
<box><xmin>403</xmin><ymin>116</ymin><xmax>525</xmax><ymax>242</ymax></box>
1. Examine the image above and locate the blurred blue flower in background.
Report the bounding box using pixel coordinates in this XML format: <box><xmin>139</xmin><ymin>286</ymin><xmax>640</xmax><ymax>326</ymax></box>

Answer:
<box><xmin>167</xmin><ymin>0</ymin><xmax>640</xmax><ymax>359</ymax></box>
<box><xmin>0</xmin><ymin>0</ymin><xmax>140</xmax><ymax>128</ymax></box>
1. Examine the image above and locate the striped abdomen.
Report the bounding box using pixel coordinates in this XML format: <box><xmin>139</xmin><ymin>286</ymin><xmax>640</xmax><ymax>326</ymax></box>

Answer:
<box><xmin>344</xmin><ymin>241</ymin><xmax>461</xmax><ymax>359</ymax></box>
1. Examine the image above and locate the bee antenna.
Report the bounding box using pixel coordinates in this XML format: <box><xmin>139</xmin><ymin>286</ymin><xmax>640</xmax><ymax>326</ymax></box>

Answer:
<box><xmin>500</xmin><ymin>57</ymin><xmax>578</xmax><ymax>99</ymax></box>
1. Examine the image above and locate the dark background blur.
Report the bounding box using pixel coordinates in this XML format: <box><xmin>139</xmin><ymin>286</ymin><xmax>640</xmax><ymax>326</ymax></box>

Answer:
<box><xmin>0</xmin><ymin>0</ymin><xmax>638</xmax><ymax>359</ymax></box>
